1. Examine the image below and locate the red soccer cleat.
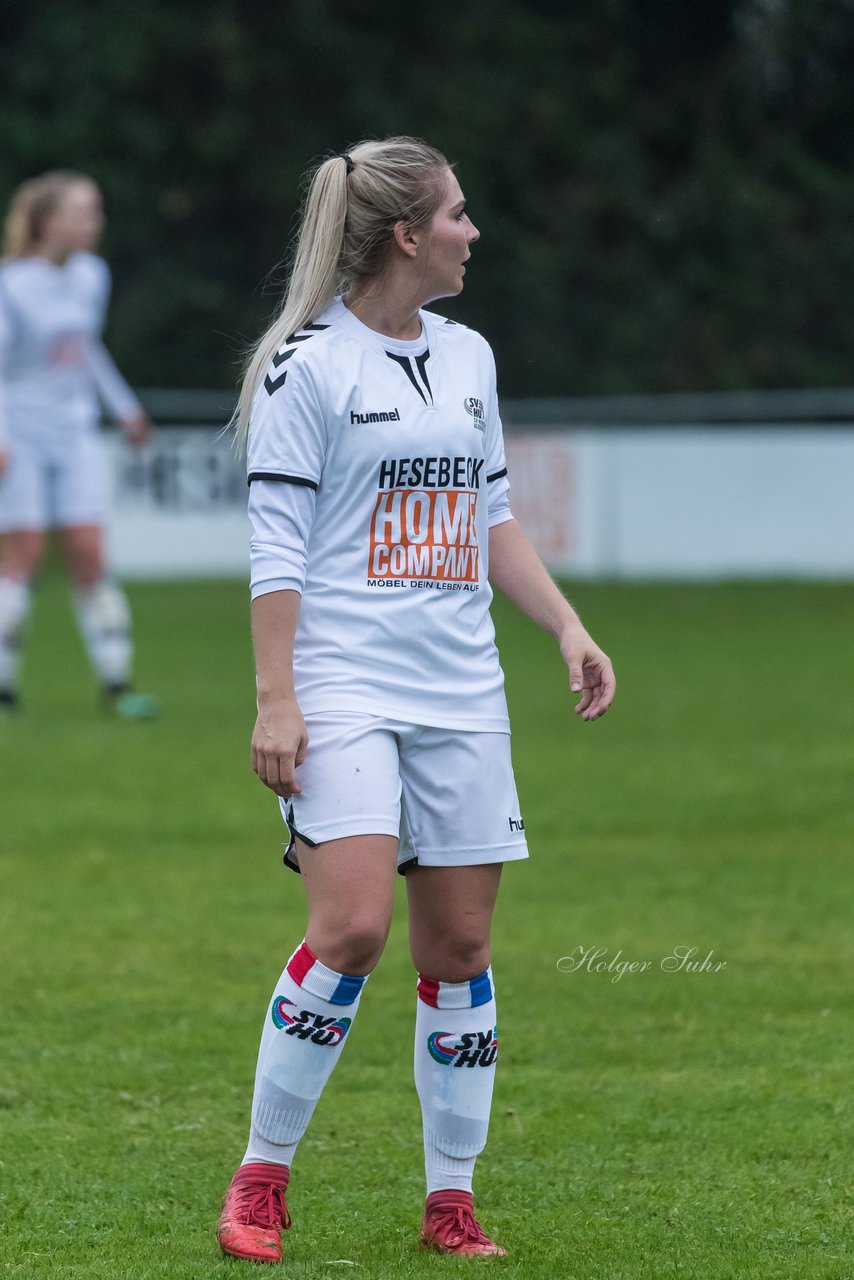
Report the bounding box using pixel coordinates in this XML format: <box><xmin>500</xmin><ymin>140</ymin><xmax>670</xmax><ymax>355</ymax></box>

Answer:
<box><xmin>217</xmin><ymin>1161</ymin><xmax>292</xmax><ymax>1264</ymax></box>
<box><xmin>419</xmin><ymin>1189</ymin><xmax>507</xmax><ymax>1257</ymax></box>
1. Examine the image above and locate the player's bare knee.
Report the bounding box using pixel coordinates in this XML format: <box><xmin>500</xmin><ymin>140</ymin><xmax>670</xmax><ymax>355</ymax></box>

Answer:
<box><xmin>415</xmin><ymin>937</ymin><xmax>492</xmax><ymax>983</ymax></box>
<box><xmin>66</xmin><ymin>549</ymin><xmax>104</xmax><ymax>589</ymax></box>
<box><xmin>61</xmin><ymin>527</ymin><xmax>104</xmax><ymax>587</ymax></box>
<box><xmin>69</xmin><ymin>565</ymin><xmax>102</xmax><ymax>590</ymax></box>
<box><xmin>1</xmin><ymin>532</ymin><xmax>45</xmax><ymax>580</ymax></box>
<box><xmin>309</xmin><ymin>919</ymin><xmax>389</xmax><ymax>976</ymax></box>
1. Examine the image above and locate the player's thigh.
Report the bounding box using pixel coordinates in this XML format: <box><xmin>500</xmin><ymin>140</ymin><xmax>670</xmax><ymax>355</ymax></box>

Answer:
<box><xmin>0</xmin><ymin>529</ymin><xmax>47</xmax><ymax>578</ymax></box>
<box><xmin>399</xmin><ymin>726</ymin><xmax>528</xmax><ymax>869</ymax></box>
<box><xmin>54</xmin><ymin>433</ymin><xmax>109</xmax><ymax>532</ymax></box>
<box><xmin>399</xmin><ymin>727</ymin><xmax>526</xmax><ymax>977</ymax></box>
<box><xmin>406</xmin><ymin>862</ymin><xmax>503</xmax><ymax>982</ymax></box>
<box><xmin>284</xmin><ymin>711</ymin><xmax>404</xmax><ymax>854</ymax></box>
<box><xmin>0</xmin><ymin>439</ymin><xmax>49</xmax><ymax>541</ymax></box>
<box><xmin>59</xmin><ymin>523</ymin><xmax>104</xmax><ymax>585</ymax></box>
<box><xmin>284</xmin><ymin>713</ymin><xmax>403</xmax><ymax>972</ymax></box>
<box><xmin>300</xmin><ymin>833</ymin><xmax>400</xmax><ymax>974</ymax></box>
<box><xmin>281</xmin><ymin>711</ymin><xmax>407</xmax><ymax>870</ymax></box>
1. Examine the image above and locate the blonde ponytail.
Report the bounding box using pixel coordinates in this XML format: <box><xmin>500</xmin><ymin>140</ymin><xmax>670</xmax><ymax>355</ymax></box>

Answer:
<box><xmin>233</xmin><ymin>155</ymin><xmax>350</xmax><ymax>450</ymax></box>
<box><xmin>234</xmin><ymin>137</ymin><xmax>450</xmax><ymax>452</ymax></box>
<box><xmin>2</xmin><ymin>171</ymin><xmax>92</xmax><ymax>259</ymax></box>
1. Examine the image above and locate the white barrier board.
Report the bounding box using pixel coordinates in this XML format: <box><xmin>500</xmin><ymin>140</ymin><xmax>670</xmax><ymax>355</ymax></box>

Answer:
<box><xmin>106</xmin><ymin>426</ymin><xmax>854</xmax><ymax>579</ymax></box>
<box><xmin>106</xmin><ymin>429</ymin><xmax>250</xmax><ymax>578</ymax></box>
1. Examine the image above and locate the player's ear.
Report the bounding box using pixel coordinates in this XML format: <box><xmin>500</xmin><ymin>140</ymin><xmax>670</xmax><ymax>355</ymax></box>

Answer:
<box><xmin>393</xmin><ymin>220</ymin><xmax>420</xmax><ymax>258</ymax></box>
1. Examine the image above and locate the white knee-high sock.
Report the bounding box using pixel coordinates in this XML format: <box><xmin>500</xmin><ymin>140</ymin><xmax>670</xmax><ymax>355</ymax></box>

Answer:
<box><xmin>414</xmin><ymin>967</ymin><xmax>498</xmax><ymax>1195</ymax></box>
<box><xmin>72</xmin><ymin>579</ymin><xmax>133</xmax><ymax>688</ymax></box>
<box><xmin>243</xmin><ymin>940</ymin><xmax>369</xmax><ymax>1169</ymax></box>
<box><xmin>0</xmin><ymin>577</ymin><xmax>32</xmax><ymax>692</ymax></box>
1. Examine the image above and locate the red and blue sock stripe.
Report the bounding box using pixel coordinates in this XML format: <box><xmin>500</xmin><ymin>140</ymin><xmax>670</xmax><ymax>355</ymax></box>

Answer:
<box><xmin>417</xmin><ymin>965</ymin><xmax>495</xmax><ymax>1010</ymax></box>
<box><xmin>287</xmin><ymin>940</ymin><xmax>368</xmax><ymax>1006</ymax></box>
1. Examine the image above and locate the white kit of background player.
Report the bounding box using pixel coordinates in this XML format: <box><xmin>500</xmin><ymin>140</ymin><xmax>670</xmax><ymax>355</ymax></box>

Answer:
<box><xmin>0</xmin><ymin>172</ymin><xmax>156</xmax><ymax>716</ymax></box>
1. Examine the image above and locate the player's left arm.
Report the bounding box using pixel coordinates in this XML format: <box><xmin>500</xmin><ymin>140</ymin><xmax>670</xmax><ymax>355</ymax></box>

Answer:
<box><xmin>85</xmin><ymin>340</ymin><xmax>151</xmax><ymax>445</ymax></box>
<box><xmin>0</xmin><ymin>273</ymin><xmax>16</xmax><ymax>472</ymax></box>
<box><xmin>487</xmin><ymin>518</ymin><xmax>616</xmax><ymax>721</ymax></box>
<box><xmin>85</xmin><ymin>256</ymin><xmax>151</xmax><ymax>445</ymax></box>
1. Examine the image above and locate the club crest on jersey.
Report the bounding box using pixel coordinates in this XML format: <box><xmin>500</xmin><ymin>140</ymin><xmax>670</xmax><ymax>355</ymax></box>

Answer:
<box><xmin>464</xmin><ymin>397</ymin><xmax>485</xmax><ymax>431</ymax></box>
<box><xmin>271</xmin><ymin>996</ymin><xmax>352</xmax><ymax>1046</ymax></box>
<box><xmin>427</xmin><ymin>1026</ymin><xmax>498</xmax><ymax>1067</ymax></box>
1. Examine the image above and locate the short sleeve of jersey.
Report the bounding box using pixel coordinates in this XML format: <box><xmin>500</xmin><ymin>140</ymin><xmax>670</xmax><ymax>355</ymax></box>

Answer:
<box><xmin>249</xmin><ymin>479</ymin><xmax>317</xmax><ymax>599</ymax></box>
<box><xmin>483</xmin><ymin>343</ymin><xmax>512</xmax><ymax>528</ymax></box>
<box><xmin>246</xmin><ymin>353</ymin><xmax>327</xmax><ymax>490</ymax></box>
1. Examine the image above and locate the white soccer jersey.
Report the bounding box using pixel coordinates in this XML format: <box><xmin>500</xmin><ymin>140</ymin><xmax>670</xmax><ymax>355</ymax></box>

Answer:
<box><xmin>0</xmin><ymin>252</ymin><xmax>140</xmax><ymax>447</ymax></box>
<box><xmin>248</xmin><ymin>298</ymin><xmax>514</xmax><ymax>732</ymax></box>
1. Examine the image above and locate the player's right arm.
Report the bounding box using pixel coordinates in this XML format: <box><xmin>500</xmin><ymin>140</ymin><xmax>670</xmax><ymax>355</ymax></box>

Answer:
<box><xmin>250</xmin><ymin>589</ymin><xmax>308</xmax><ymax>798</ymax></box>
<box><xmin>246</xmin><ymin>351</ymin><xmax>328</xmax><ymax>798</ymax></box>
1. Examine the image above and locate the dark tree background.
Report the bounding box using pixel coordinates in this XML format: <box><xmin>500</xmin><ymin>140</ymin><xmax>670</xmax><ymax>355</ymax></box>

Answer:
<box><xmin>1</xmin><ymin>0</ymin><xmax>852</xmax><ymax>395</ymax></box>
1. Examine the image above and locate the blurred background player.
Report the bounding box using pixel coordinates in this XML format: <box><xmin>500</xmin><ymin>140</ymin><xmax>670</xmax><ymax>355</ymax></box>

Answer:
<box><xmin>217</xmin><ymin>137</ymin><xmax>616</xmax><ymax>1263</ymax></box>
<box><xmin>0</xmin><ymin>170</ymin><xmax>158</xmax><ymax>717</ymax></box>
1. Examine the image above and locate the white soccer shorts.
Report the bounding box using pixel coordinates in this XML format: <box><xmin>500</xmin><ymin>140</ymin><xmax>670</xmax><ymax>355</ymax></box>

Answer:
<box><xmin>0</xmin><ymin>430</ymin><xmax>110</xmax><ymax>532</ymax></box>
<box><xmin>280</xmin><ymin>711</ymin><xmax>529</xmax><ymax>874</ymax></box>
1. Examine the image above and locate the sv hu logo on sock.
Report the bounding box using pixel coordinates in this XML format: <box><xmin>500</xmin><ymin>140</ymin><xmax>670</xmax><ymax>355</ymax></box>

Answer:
<box><xmin>428</xmin><ymin>1026</ymin><xmax>498</xmax><ymax>1067</ymax></box>
<box><xmin>272</xmin><ymin>996</ymin><xmax>352</xmax><ymax>1046</ymax></box>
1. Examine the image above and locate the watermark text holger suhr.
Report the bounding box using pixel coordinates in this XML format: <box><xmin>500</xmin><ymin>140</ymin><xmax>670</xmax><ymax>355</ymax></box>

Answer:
<box><xmin>557</xmin><ymin>945</ymin><xmax>727</xmax><ymax>983</ymax></box>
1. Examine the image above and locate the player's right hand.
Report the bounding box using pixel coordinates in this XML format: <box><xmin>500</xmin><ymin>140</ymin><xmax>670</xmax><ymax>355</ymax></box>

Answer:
<box><xmin>122</xmin><ymin>411</ymin><xmax>153</xmax><ymax>446</ymax></box>
<box><xmin>251</xmin><ymin>698</ymin><xmax>309</xmax><ymax>799</ymax></box>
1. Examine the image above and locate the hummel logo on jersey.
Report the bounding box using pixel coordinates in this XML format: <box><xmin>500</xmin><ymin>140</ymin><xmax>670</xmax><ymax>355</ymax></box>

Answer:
<box><xmin>350</xmin><ymin>407</ymin><xmax>401</xmax><ymax>425</ymax></box>
<box><xmin>464</xmin><ymin>397</ymin><xmax>486</xmax><ymax>431</ymax></box>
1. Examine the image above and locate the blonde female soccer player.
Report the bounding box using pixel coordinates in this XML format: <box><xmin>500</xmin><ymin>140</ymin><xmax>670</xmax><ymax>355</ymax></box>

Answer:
<box><xmin>0</xmin><ymin>171</ymin><xmax>156</xmax><ymax>716</ymax></box>
<box><xmin>218</xmin><ymin>137</ymin><xmax>616</xmax><ymax>1262</ymax></box>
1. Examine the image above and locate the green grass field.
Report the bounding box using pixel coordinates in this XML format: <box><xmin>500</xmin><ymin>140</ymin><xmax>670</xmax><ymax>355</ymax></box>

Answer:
<box><xmin>1</xmin><ymin>576</ymin><xmax>852</xmax><ymax>1279</ymax></box>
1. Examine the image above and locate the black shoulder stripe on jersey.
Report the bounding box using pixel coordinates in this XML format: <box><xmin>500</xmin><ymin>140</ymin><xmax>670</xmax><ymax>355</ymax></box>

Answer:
<box><xmin>247</xmin><ymin>471</ymin><xmax>319</xmax><ymax>490</ymax></box>
<box><xmin>264</xmin><ymin>347</ymin><xmax>296</xmax><ymax>395</ymax></box>
<box><xmin>487</xmin><ymin>467</ymin><xmax>507</xmax><ymax>483</ymax></box>
<box><xmin>265</xmin><ymin>323</ymin><xmax>331</xmax><ymax>395</ymax></box>
<box><xmin>285</xmin><ymin>322</ymin><xmax>331</xmax><ymax>343</ymax></box>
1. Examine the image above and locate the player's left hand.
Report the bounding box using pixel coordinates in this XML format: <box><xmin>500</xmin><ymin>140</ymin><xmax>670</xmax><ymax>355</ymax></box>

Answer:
<box><xmin>559</xmin><ymin>623</ymin><xmax>616</xmax><ymax>722</ymax></box>
<box><xmin>122</xmin><ymin>411</ymin><xmax>152</xmax><ymax>446</ymax></box>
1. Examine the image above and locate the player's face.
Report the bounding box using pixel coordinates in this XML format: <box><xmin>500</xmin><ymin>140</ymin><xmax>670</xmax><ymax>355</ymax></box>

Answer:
<box><xmin>43</xmin><ymin>183</ymin><xmax>105</xmax><ymax>256</ymax></box>
<box><xmin>420</xmin><ymin>169</ymin><xmax>480</xmax><ymax>302</ymax></box>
